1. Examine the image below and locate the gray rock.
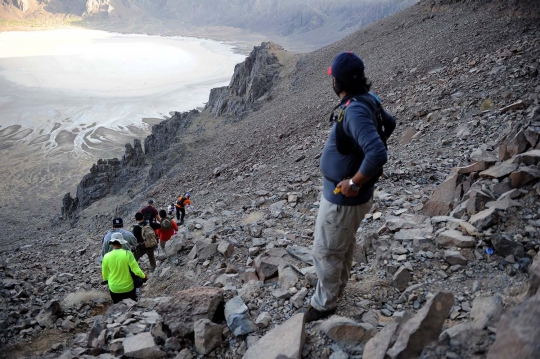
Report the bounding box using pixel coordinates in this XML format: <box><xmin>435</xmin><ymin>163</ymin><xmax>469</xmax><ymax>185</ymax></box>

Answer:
<box><xmin>194</xmin><ymin>319</ymin><xmax>223</xmax><ymax>355</ymax></box>
<box><xmin>255</xmin><ymin>312</ymin><xmax>272</xmax><ymax>328</ymax></box>
<box><xmin>470</xmin><ymin>295</ymin><xmax>504</xmax><ymax>330</ymax></box>
<box><xmin>278</xmin><ymin>265</ymin><xmax>298</xmax><ymax>290</ymax></box>
<box><xmin>363</xmin><ymin>321</ymin><xmax>400</xmax><ymax>359</ymax></box>
<box><xmin>163</xmin><ymin>337</ymin><xmax>181</xmax><ymax>352</ymax></box>
<box><xmin>87</xmin><ymin>317</ymin><xmax>103</xmax><ymax>348</ymax></box>
<box><xmin>36</xmin><ymin>300</ymin><xmax>62</xmax><ymax>327</ymax></box>
<box><xmin>290</xmin><ymin>287</ymin><xmax>308</xmax><ymax>308</ymax></box>
<box><xmin>254</xmin><ymin>254</ymin><xmax>286</xmax><ymax>282</ymax></box>
<box><xmin>329</xmin><ymin>350</ymin><xmax>349</xmax><ymax>359</ymax></box>
<box><xmin>479</xmin><ymin>160</ymin><xmax>519</xmax><ymax>179</ymax></box>
<box><xmin>218</xmin><ymin>241</ymin><xmax>234</xmax><ymax>258</ymax></box>
<box><xmin>320</xmin><ymin>315</ymin><xmax>376</xmax><ymax>347</ymax></box>
<box><xmin>392</xmin><ymin>267</ymin><xmax>411</xmax><ymax>292</ymax></box>
<box><xmin>487</xmin><ymin>293</ymin><xmax>540</xmax><ymax>359</ymax></box>
<box><xmin>175</xmin><ymin>348</ymin><xmax>193</xmax><ymax>359</ymax></box>
<box><xmin>243</xmin><ymin>313</ymin><xmax>306</xmax><ymax>359</ymax></box>
<box><xmin>123</xmin><ymin>332</ymin><xmax>166</xmax><ymax>358</ymax></box>
<box><xmin>225</xmin><ymin>296</ymin><xmax>256</xmax><ymax>336</ymax></box>
<box><xmin>193</xmin><ymin>240</ymin><xmax>219</xmax><ymax>260</ymax></box>
<box><xmin>436</xmin><ymin>230</ymin><xmax>476</xmax><ymax>248</ymax></box>
<box><xmin>151</xmin><ymin>321</ymin><xmax>171</xmax><ymax>343</ymax></box>
<box><xmin>444</xmin><ymin>250</ymin><xmax>468</xmax><ymax>266</ymax></box>
<box><xmin>528</xmin><ymin>258</ymin><xmax>540</xmax><ymax>297</ymax></box>
<box><xmin>423</xmin><ymin>174</ymin><xmax>463</xmax><ymax>216</ymax></box>
<box><xmin>509</xmin><ymin>166</ymin><xmax>540</xmax><ymax>187</ymax></box>
<box><xmin>491</xmin><ymin>234</ymin><xmax>525</xmax><ymax>258</ymax></box>
<box><xmin>387</xmin><ymin>292</ymin><xmax>454</xmax><ymax>359</ymax></box>
<box><xmin>156</xmin><ymin>287</ymin><xmax>222</xmax><ymax>337</ymax></box>
<box><xmin>469</xmin><ymin>208</ymin><xmax>499</xmax><ymax>230</ymax></box>
<box><xmin>286</xmin><ymin>245</ymin><xmax>313</xmax><ymax>264</ymax></box>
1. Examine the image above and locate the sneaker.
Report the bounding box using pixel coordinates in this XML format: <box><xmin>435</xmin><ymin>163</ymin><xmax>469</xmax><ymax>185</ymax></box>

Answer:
<box><xmin>302</xmin><ymin>305</ymin><xmax>336</xmax><ymax>322</ymax></box>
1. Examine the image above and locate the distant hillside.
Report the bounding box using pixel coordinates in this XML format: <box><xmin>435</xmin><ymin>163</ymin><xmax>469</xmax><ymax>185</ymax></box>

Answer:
<box><xmin>0</xmin><ymin>0</ymin><xmax>416</xmax><ymax>50</ymax></box>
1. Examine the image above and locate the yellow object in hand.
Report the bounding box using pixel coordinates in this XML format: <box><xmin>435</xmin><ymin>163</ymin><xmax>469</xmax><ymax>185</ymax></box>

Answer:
<box><xmin>333</xmin><ymin>187</ymin><xmax>342</xmax><ymax>195</ymax></box>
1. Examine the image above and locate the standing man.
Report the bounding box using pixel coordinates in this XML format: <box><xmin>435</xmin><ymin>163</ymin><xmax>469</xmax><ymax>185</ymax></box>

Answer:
<box><xmin>141</xmin><ymin>199</ymin><xmax>161</xmax><ymax>230</ymax></box>
<box><xmin>132</xmin><ymin>212</ymin><xmax>157</xmax><ymax>271</ymax></box>
<box><xmin>306</xmin><ymin>52</ymin><xmax>395</xmax><ymax>322</ymax></box>
<box><xmin>101</xmin><ymin>218</ymin><xmax>138</xmax><ymax>261</ymax></box>
<box><xmin>175</xmin><ymin>192</ymin><xmax>193</xmax><ymax>225</ymax></box>
<box><xmin>102</xmin><ymin>233</ymin><xmax>147</xmax><ymax>303</ymax></box>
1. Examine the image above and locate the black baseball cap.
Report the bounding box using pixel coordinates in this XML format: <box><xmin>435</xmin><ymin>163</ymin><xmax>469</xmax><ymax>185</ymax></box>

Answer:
<box><xmin>328</xmin><ymin>52</ymin><xmax>365</xmax><ymax>91</ymax></box>
<box><xmin>148</xmin><ymin>199</ymin><xmax>154</xmax><ymax>204</ymax></box>
<box><xmin>113</xmin><ymin>218</ymin><xmax>123</xmax><ymax>227</ymax></box>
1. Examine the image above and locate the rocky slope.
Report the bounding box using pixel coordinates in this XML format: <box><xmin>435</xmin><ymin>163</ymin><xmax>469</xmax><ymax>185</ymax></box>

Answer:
<box><xmin>2</xmin><ymin>0</ymin><xmax>540</xmax><ymax>358</ymax></box>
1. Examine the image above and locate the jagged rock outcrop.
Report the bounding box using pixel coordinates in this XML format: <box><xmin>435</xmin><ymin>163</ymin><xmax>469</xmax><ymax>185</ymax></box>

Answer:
<box><xmin>205</xmin><ymin>42</ymin><xmax>284</xmax><ymax>120</ymax></box>
<box><xmin>84</xmin><ymin>0</ymin><xmax>113</xmax><ymax>17</ymax></box>
<box><xmin>76</xmin><ymin>158</ymin><xmax>121</xmax><ymax>209</ymax></box>
<box><xmin>60</xmin><ymin>138</ymin><xmax>146</xmax><ymax>214</ymax></box>
<box><xmin>61</xmin><ymin>193</ymin><xmax>78</xmax><ymax>219</ymax></box>
<box><xmin>2</xmin><ymin>0</ymin><xmax>29</xmax><ymax>12</ymax></box>
<box><xmin>144</xmin><ymin>111</ymin><xmax>196</xmax><ymax>155</ymax></box>
<box><xmin>122</xmin><ymin>138</ymin><xmax>145</xmax><ymax>167</ymax></box>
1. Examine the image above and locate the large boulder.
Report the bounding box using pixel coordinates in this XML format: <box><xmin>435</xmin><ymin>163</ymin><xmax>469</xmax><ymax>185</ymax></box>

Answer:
<box><xmin>436</xmin><ymin>230</ymin><xmax>476</xmax><ymax>248</ymax></box>
<box><xmin>254</xmin><ymin>253</ymin><xmax>286</xmax><ymax>282</ymax></box>
<box><xmin>490</xmin><ymin>234</ymin><xmax>525</xmax><ymax>258</ymax></box>
<box><xmin>156</xmin><ymin>287</ymin><xmax>222</xmax><ymax>337</ymax></box>
<box><xmin>225</xmin><ymin>296</ymin><xmax>256</xmax><ymax>336</ymax></box>
<box><xmin>243</xmin><ymin>313</ymin><xmax>306</xmax><ymax>359</ymax></box>
<box><xmin>470</xmin><ymin>295</ymin><xmax>504</xmax><ymax>330</ymax></box>
<box><xmin>194</xmin><ymin>319</ymin><xmax>223</xmax><ymax>355</ymax></box>
<box><xmin>387</xmin><ymin>292</ymin><xmax>454</xmax><ymax>359</ymax></box>
<box><xmin>36</xmin><ymin>300</ymin><xmax>63</xmax><ymax>327</ymax></box>
<box><xmin>123</xmin><ymin>332</ymin><xmax>166</xmax><ymax>358</ymax></box>
<box><xmin>363</xmin><ymin>321</ymin><xmax>401</xmax><ymax>359</ymax></box>
<box><xmin>320</xmin><ymin>316</ymin><xmax>376</xmax><ymax>348</ymax></box>
<box><xmin>487</xmin><ymin>293</ymin><xmax>540</xmax><ymax>359</ymax></box>
<box><xmin>423</xmin><ymin>174</ymin><xmax>463</xmax><ymax>216</ymax></box>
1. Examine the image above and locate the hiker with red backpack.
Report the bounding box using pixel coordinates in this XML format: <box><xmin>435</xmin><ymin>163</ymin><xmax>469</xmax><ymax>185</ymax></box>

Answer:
<box><xmin>175</xmin><ymin>192</ymin><xmax>193</xmax><ymax>225</ymax></box>
<box><xmin>132</xmin><ymin>211</ymin><xmax>158</xmax><ymax>271</ymax></box>
<box><xmin>303</xmin><ymin>52</ymin><xmax>395</xmax><ymax>322</ymax></box>
<box><xmin>156</xmin><ymin>209</ymin><xmax>178</xmax><ymax>250</ymax></box>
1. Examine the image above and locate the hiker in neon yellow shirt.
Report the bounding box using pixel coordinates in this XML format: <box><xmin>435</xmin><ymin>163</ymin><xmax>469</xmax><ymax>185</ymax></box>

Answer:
<box><xmin>102</xmin><ymin>233</ymin><xmax>147</xmax><ymax>303</ymax></box>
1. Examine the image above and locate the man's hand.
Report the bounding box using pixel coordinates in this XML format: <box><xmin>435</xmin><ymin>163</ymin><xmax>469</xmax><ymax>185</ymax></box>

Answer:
<box><xmin>337</xmin><ymin>179</ymin><xmax>359</xmax><ymax>197</ymax></box>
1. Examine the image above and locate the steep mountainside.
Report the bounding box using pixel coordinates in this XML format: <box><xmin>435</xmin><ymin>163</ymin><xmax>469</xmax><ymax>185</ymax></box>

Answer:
<box><xmin>2</xmin><ymin>0</ymin><xmax>540</xmax><ymax>358</ymax></box>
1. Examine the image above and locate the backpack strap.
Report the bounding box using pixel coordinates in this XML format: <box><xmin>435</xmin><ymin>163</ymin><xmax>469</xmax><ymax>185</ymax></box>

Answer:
<box><xmin>331</xmin><ymin>93</ymin><xmax>388</xmax><ymax>188</ymax></box>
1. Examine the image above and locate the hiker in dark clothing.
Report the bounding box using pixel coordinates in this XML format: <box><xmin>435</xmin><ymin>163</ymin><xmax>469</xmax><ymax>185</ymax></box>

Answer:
<box><xmin>304</xmin><ymin>52</ymin><xmax>396</xmax><ymax>322</ymax></box>
<box><xmin>175</xmin><ymin>192</ymin><xmax>193</xmax><ymax>225</ymax></box>
<box><xmin>132</xmin><ymin>212</ymin><xmax>157</xmax><ymax>271</ymax></box>
<box><xmin>141</xmin><ymin>199</ymin><xmax>161</xmax><ymax>231</ymax></box>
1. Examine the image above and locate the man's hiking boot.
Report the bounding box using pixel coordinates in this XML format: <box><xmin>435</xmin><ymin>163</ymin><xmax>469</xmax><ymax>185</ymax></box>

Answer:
<box><xmin>301</xmin><ymin>304</ymin><xmax>335</xmax><ymax>322</ymax></box>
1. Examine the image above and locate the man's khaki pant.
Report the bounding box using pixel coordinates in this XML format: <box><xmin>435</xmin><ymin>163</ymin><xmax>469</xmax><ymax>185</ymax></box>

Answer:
<box><xmin>134</xmin><ymin>247</ymin><xmax>156</xmax><ymax>270</ymax></box>
<box><xmin>311</xmin><ymin>196</ymin><xmax>372</xmax><ymax>311</ymax></box>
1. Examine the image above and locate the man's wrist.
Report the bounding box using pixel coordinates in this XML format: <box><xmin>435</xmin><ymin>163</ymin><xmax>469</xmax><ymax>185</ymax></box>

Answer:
<box><xmin>349</xmin><ymin>178</ymin><xmax>361</xmax><ymax>191</ymax></box>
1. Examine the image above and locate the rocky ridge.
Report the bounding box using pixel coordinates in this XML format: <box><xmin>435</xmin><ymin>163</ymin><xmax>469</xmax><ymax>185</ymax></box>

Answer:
<box><xmin>1</xmin><ymin>0</ymin><xmax>540</xmax><ymax>358</ymax></box>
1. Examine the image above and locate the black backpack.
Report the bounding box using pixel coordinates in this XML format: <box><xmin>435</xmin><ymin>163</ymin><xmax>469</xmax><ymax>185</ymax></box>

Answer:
<box><xmin>143</xmin><ymin>208</ymin><xmax>153</xmax><ymax>222</ymax></box>
<box><xmin>176</xmin><ymin>196</ymin><xmax>187</xmax><ymax>207</ymax></box>
<box><xmin>331</xmin><ymin>94</ymin><xmax>388</xmax><ymax>188</ymax></box>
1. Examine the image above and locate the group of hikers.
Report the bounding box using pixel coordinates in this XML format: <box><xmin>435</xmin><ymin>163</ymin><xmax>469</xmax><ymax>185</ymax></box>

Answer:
<box><xmin>100</xmin><ymin>51</ymin><xmax>395</xmax><ymax>323</ymax></box>
<box><xmin>101</xmin><ymin>193</ymin><xmax>193</xmax><ymax>303</ymax></box>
